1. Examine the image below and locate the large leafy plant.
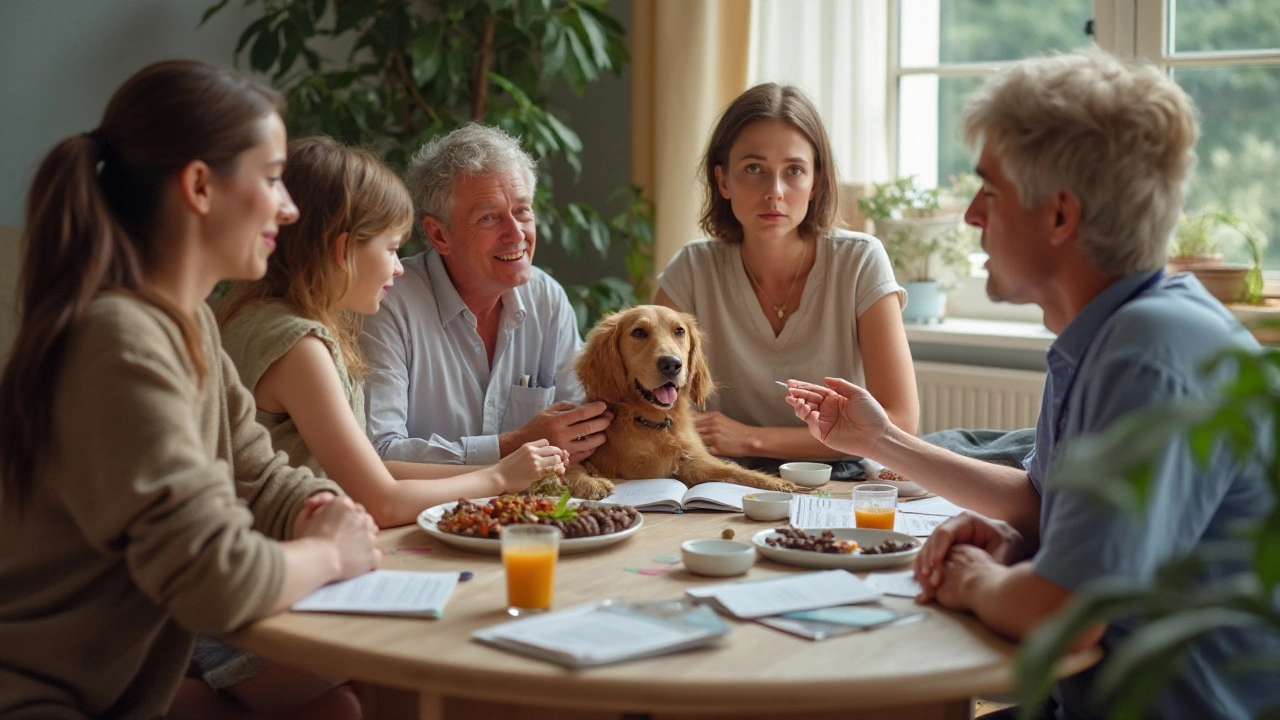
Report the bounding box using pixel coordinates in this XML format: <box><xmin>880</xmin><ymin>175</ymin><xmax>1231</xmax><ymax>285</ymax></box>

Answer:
<box><xmin>203</xmin><ymin>0</ymin><xmax>653</xmax><ymax>333</ymax></box>
<box><xmin>1016</xmin><ymin>347</ymin><xmax>1280</xmax><ymax>719</ymax></box>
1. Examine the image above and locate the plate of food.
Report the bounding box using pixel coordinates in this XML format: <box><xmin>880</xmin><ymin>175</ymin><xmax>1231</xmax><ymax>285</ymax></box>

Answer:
<box><xmin>417</xmin><ymin>494</ymin><xmax>644</xmax><ymax>555</ymax></box>
<box><xmin>751</xmin><ymin>527</ymin><xmax>921</xmax><ymax>570</ymax></box>
<box><xmin>860</xmin><ymin>459</ymin><xmax>929</xmax><ymax>498</ymax></box>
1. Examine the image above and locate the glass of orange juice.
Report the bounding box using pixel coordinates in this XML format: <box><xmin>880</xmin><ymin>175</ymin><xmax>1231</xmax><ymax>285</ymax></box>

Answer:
<box><xmin>853</xmin><ymin>484</ymin><xmax>897</xmax><ymax>530</ymax></box>
<box><xmin>501</xmin><ymin>524</ymin><xmax>561</xmax><ymax>616</ymax></box>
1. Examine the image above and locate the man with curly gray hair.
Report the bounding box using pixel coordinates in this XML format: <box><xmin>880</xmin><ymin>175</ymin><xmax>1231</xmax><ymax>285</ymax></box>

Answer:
<box><xmin>786</xmin><ymin>49</ymin><xmax>1277</xmax><ymax>719</ymax></box>
<box><xmin>361</xmin><ymin>124</ymin><xmax>611</xmax><ymax>466</ymax></box>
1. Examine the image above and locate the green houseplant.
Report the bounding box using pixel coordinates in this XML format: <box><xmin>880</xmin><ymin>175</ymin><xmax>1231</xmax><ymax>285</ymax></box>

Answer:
<box><xmin>1169</xmin><ymin>207</ymin><xmax>1267</xmax><ymax>306</ymax></box>
<box><xmin>1015</xmin><ymin>346</ymin><xmax>1280</xmax><ymax>719</ymax></box>
<box><xmin>203</xmin><ymin>0</ymin><xmax>652</xmax><ymax>333</ymax></box>
<box><xmin>857</xmin><ymin>176</ymin><xmax>974</xmax><ymax>323</ymax></box>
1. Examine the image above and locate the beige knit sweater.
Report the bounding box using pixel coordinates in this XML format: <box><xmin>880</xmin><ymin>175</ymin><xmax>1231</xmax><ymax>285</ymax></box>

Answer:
<box><xmin>0</xmin><ymin>294</ymin><xmax>340</xmax><ymax>719</ymax></box>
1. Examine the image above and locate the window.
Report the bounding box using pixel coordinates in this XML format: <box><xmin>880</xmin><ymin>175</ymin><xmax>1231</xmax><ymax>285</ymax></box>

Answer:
<box><xmin>890</xmin><ymin>0</ymin><xmax>1280</xmax><ymax>272</ymax></box>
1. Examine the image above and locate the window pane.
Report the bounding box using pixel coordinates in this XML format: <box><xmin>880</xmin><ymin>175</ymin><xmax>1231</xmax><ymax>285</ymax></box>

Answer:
<box><xmin>899</xmin><ymin>0</ymin><xmax>1090</xmax><ymax>67</ymax></box>
<box><xmin>898</xmin><ymin>74</ymin><xmax>984</xmax><ymax>189</ymax></box>
<box><xmin>1170</xmin><ymin>0</ymin><xmax>1280</xmax><ymax>54</ymax></box>
<box><xmin>1177</xmin><ymin>65</ymin><xmax>1280</xmax><ymax>269</ymax></box>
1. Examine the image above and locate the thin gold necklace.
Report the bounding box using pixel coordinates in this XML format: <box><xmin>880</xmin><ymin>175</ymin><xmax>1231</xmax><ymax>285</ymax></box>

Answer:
<box><xmin>743</xmin><ymin>242</ymin><xmax>808</xmax><ymax>320</ymax></box>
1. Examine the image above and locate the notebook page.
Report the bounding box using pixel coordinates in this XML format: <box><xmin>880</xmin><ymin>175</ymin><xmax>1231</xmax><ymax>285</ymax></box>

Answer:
<box><xmin>899</xmin><ymin>496</ymin><xmax>965</xmax><ymax>517</ymax></box>
<box><xmin>597</xmin><ymin>478</ymin><xmax>687</xmax><ymax>511</ymax></box>
<box><xmin>292</xmin><ymin>570</ymin><xmax>458</xmax><ymax>617</ymax></box>
<box><xmin>680</xmin><ymin>482</ymin><xmax>758</xmax><ymax>511</ymax></box>
<box><xmin>690</xmin><ymin>569</ymin><xmax>881</xmax><ymax>619</ymax></box>
<box><xmin>790</xmin><ymin>496</ymin><xmax>854</xmax><ymax>528</ymax></box>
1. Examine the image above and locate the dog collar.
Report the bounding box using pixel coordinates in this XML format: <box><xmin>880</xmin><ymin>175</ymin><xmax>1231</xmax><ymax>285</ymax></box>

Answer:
<box><xmin>633</xmin><ymin>414</ymin><xmax>673</xmax><ymax>430</ymax></box>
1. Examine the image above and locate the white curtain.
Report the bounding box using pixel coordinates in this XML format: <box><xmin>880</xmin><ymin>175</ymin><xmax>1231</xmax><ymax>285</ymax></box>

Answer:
<box><xmin>748</xmin><ymin>0</ymin><xmax>890</xmax><ymax>187</ymax></box>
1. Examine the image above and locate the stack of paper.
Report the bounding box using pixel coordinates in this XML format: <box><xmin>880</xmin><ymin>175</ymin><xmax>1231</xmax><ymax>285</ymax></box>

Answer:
<box><xmin>292</xmin><ymin>570</ymin><xmax>459</xmax><ymax>618</ymax></box>
<box><xmin>473</xmin><ymin>600</ymin><xmax>731</xmax><ymax>668</ymax></box>
<box><xmin>686</xmin><ymin>569</ymin><xmax>881</xmax><ymax>619</ymax></box>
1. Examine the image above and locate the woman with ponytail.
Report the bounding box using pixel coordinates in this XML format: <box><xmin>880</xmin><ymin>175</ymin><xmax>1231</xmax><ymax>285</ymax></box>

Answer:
<box><xmin>0</xmin><ymin>60</ymin><xmax>380</xmax><ymax>719</ymax></box>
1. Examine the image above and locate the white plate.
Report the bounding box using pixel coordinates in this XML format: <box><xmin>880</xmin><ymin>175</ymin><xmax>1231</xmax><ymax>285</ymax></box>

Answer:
<box><xmin>751</xmin><ymin>528</ymin><xmax>921</xmax><ymax>570</ymax></box>
<box><xmin>416</xmin><ymin>499</ymin><xmax>644</xmax><ymax>555</ymax></box>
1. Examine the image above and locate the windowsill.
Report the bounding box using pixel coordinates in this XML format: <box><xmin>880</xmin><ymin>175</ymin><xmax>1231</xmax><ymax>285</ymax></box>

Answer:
<box><xmin>904</xmin><ymin>317</ymin><xmax>1055</xmax><ymax>352</ymax></box>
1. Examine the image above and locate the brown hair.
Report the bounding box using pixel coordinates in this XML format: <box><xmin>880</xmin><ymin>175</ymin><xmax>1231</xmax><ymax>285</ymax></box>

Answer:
<box><xmin>698</xmin><ymin>83</ymin><xmax>840</xmax><ymax>244</ymax></box>
<box><xmin>0</xmin><ymin>59</ymin><xmax>283</xmax><ymax>513</ymax></box>
<box><xmin>217</xmin><ymin>136</ymin><xmax>413</xmax><ymax>381</ymax></box>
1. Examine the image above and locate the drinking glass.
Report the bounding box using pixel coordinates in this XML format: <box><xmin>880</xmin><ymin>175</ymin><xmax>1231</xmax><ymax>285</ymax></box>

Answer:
<box><xmin>853</xmin><ymin>484</ymin><xmax>898</xmax><ymax>530</ymax></box>
<box><xmin>501</xmin><ymin>524</ymin><xmax>561</xmax><ymax>616</ymax></box>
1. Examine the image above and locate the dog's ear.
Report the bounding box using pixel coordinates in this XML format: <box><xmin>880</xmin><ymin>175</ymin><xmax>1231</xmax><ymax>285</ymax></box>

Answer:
<box><xmin>576</xmin><ymin>311</ymin><xmax>629</xmax><ymax>402</ymax></box>
<box><xmin>681</xmin><ymin>311</ymin><xmax>715</xmax><ymax>408</ymax></box>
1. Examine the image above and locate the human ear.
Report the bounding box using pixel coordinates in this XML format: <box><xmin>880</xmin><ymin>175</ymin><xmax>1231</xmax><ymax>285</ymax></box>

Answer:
<box><xmin>177</xmin><ymin>160</ymin><xmax>214</xmax><ymax>215</ymax></box>
<box><xmin>1049</xmin><ymin>190</ymin><xmax>1082</xmax><ymax>248</ymax></box>
<box><xmin>714</xmin><ymin>165</ymin><xmax>730</xmax><ymax>199</ymax></box>
<box><xmin>333</xmin><ymin>232</ymin><xmax>350</xmax><ymax>270</ymax></box>
<box><xmin>422</xmin><ymin>216</ymin><xmax>451</xmax><ymax>255</ymax></box>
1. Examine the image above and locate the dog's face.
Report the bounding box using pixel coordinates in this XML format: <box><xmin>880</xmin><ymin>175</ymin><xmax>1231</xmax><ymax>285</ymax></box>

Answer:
<box><xmin>577</xmin><ymin>305</ymin><xmax>713</xmax><ymax>409</ymax></box>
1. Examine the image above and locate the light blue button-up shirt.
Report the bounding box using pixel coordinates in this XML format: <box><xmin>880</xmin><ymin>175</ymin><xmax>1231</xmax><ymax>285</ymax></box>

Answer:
<box><xmin>1023</xmin><ymin>272</ymin><xmax>1278</xmax><ymax>719</ymax></box>
<box><xmin>360</xmin><ymin>250</ymin><xmax>585</xmax><ymax>465</ymax></box>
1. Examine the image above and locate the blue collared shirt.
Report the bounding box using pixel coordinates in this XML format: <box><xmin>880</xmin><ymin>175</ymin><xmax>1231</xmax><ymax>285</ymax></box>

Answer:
<box><xmin>359</xmin><ymin>250</ymin><xmax>585</xmax><ymax>465</ymax></box>
<box><xmin>1024</xmin><ymin>272</ymin><xmax>1278</xmax><ymax>719</ymax></box>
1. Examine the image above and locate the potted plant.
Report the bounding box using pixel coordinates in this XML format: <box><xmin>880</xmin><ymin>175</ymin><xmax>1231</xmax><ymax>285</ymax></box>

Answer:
<box><xmin>857</xmin><ymin>176</ymin><xmax>974</xmax><ymax>324</ymax></box>
<box><xmin>1168</xmin><ymin>207</ymin><xmax>1266</xmax><ymax>305</ymax></box>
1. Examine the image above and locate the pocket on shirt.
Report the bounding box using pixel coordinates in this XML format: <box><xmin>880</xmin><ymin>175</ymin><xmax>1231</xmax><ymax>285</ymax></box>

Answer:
<box><xmin>501</xmin><ymin>384</ymin><xmax>555</xmax><ymax>434</ymax></box>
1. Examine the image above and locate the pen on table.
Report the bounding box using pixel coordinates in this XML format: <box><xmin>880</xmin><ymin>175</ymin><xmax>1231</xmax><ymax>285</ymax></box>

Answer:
<box><xmin>775</xmin><ymin>380</ymin><xmax>791</xmax><ymax>390</ymax></box>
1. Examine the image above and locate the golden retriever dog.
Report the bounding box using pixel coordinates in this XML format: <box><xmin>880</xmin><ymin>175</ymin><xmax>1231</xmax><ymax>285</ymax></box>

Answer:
<box><xmin>564</xmin><ymin>305</ymin><xmax>800</xmax><ymax>500</ymax></box>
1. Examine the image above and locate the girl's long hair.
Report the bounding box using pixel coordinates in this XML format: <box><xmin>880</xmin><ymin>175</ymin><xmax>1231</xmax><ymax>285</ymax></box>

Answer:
<box><xmin>216</xmin><ymin>136</ymin><xmax>413</xmax><ymax>381</ymax></box>
<box><xmin>0</xmin><ymin>59</ymin><xmax>283</xmax><ymax>513</ymax></box>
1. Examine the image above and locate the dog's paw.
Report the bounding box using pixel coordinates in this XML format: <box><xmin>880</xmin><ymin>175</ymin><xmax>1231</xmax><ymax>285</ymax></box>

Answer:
<box><xmin>575</xmin><ymin>477</ymin><xmax>616</xmax><ymax>501</ymax></box>
<box><xmin>758</xmin><ymin>477</ymin><xmax>803</xmax><ymax>493</ymax></box>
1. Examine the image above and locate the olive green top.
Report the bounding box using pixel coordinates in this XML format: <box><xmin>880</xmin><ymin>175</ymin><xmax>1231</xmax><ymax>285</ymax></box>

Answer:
<box><xmin>220</xmin><ymin>301</ymin><xmax>365</xmax><ymax>477</ymax></box>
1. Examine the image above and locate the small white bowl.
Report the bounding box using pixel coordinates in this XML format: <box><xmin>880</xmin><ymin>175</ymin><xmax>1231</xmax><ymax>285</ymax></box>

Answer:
<box><xmin>680</xmin><ymin>539</ymin><xmax>756</xmax><ymax>577</ymax></box>
<box><xmin>779</xmin><ymin>462</ymin><xmax>832</xmax><ymax>488</ymax></box>
<box><xmin>741</xmin><ymin>491</ymin><xmax>794</xmax><ymax>521</ymax></box>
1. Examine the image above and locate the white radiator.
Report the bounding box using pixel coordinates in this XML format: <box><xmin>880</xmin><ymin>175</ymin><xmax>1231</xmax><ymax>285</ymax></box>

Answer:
<box><xmin>914</xmin><ymin>361</ymin><xmax>1045</xmax><ymax>435</ymax></box>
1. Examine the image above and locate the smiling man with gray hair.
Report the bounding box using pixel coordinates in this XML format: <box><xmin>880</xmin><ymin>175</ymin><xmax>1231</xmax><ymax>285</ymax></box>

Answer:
<box><xmin>361</xmin><ymin>123</ymin><xmax>611</xmax><ymax>466</ymax></box>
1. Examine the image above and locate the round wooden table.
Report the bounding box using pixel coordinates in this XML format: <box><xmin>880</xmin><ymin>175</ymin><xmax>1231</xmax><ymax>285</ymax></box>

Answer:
<box><xmin>229</xmin><ymin>488</ymin><xmax>1097</xmax><ymax>720</ymax></box>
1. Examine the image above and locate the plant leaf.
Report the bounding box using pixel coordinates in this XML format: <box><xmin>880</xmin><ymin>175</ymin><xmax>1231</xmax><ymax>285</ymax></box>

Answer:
<box><xmin>411</xmin><ymin>21</ymin><xmax>444</xmax><ymax>85</ymax></box>
<box><xmin>249</xmin><ymin>24</ymin><xmax>282</xmax><ymax>73</ymax></box>
<box><xmin>199</xmin><ymin>0</ymin><xmax>233</xmax><ymax>27</ymax></box>
<box><xmin>1092</xmin><ymin>608</ymin><xmax>1266</xmax><ymax>720</ymax></box>
<box><xmin>573</xmin><ymin>6</ymin><xmax>612</xmax><ymax>69</ymax></box>
<box><xmin>564</xmin><ymin>27</ymin><xmax>598</xmax><ymax>85</ymax></box>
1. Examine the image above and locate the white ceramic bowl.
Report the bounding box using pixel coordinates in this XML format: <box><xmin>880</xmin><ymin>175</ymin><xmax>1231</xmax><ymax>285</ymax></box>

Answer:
<box><xmin>741</xmin><ymin>491</ymin><xmax>794</xmax><ymax>521</ymax></box>
<box><xmin>680</xmin><ymin>539</ymin><xmax>756</xmax><ymax>577</ymax></box>
<box><xmin>779</xmin><ymin>462</ymin><xmax>833</xmax><ymax>488</ymax></box>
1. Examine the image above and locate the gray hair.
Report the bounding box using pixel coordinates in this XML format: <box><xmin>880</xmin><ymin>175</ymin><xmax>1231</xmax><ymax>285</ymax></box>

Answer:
<box><xmin>405</xmin><ymin>123</ymin><xmax>538</xmax><ymax>226</ymax></box>
<box><xmin>960</xmin><ymin>48</ymin><xmax>1199</xmax><ymax>275</ymax></box>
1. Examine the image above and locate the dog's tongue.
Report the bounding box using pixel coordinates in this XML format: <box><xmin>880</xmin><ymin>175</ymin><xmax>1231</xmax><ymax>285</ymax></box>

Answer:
<box><xmin>653</xmin><ymin>383</ymin><xmax>678</xmax><ymax>405</ymax></box>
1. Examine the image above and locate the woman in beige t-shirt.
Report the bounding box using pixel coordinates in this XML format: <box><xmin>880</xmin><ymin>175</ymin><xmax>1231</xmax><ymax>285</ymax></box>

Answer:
<box><xmin>656</xmin><ymin>83</ymin><xmax>919</xmax><ymax>462</ymax></box>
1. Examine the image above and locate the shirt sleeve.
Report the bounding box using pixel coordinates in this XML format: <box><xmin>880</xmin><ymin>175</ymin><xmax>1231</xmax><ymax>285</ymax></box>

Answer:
<box><xmin>657</xmin><ymin>243</ymin><xmax>698</xmax><ymax>312</ymax></box>
<box><xmin>853</xmin><ymin>236</ymin><xmax>906</xmax><ymax>317</ymax></box>
<box><xmin>1032</xmin><ymin>354</ymin><xmax>1232</xmax><ymax>591</ymax></box>
<box><xmin>53</xmin><ymin>318</ymin><xmax>285</xmax><ymax>635</ymax></box>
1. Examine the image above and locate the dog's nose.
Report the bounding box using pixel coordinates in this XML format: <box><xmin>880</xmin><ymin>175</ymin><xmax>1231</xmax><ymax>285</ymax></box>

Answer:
<box><xmin>657</xmin><ymin>354</ymin><xmax>683</xmax><ymax>379</ymax></box>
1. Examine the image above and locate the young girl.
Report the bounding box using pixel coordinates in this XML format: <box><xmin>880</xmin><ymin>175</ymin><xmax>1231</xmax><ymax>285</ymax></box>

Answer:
<box><xmin>656</xmin><ymin>83</ymin><xmax>920</xmax><ymax>463</ymax></box>
<box><xmin>0</xmin><ymin>60</ymin><xmax>380</xmax><ymax>720</ymax></box>
<box><xmin>216</xmin><ymin>136</ymin><xmax>567</xmax><ymax>529</ymax></box>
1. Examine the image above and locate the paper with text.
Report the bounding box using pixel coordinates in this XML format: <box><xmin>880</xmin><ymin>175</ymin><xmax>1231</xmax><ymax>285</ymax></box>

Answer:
<box><xmin>862</xmin><ymin>571</ymin><xmax>924</xmax><ymax>598</ymax></box>
<box><xmin>687</xmin><ymin>569</ymin><xmax>881</xmax><ymax>619</ymax></box>
<box><xmin>899</xmin><ymin>495</ymin><xmax>965</xmax><ymax>517</ymax></box>
<box><xmin>894</xmin><ymin>512</ymin><xmax>947</xmax><ymax>536</ymax></box>
<box><xmin>292</xmin><ymin>570</ymin><xmax>458</xmax><ymax>617</ymax></box>
<box><xmin>790</xmin><ymin>496</ymin><xmax>854</xmax><ymax>528</ymax></box>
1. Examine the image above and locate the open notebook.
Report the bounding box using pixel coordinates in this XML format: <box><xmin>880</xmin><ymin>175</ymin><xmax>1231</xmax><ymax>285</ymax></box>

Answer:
<box><xmin>596</xmin><ymin>479</ymin><xmax>759</xmax><ymax>512</ymax></box>
<box><xmin>291</xmin><ymin>570</ymin><xmax>459</xmax><ymax>618</ymax></box>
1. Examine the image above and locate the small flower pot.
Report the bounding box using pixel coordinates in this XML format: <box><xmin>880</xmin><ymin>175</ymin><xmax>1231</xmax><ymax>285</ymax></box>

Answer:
<box><xmin>902</xmin><ymin>280</ymin><xmax>946</xmax><ymax>324</ymax></box>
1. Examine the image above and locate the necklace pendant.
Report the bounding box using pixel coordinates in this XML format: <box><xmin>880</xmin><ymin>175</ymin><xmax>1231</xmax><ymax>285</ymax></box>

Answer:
<box><xmin>776</xmin><ymin>307</ymin><xmax>785</xmax><ymax>319</ymax></box>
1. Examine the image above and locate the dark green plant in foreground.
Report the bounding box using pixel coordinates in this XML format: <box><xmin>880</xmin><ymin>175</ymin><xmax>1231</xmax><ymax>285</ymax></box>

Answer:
<box><xmin>203</xmin><ymin>0</ymin><xmax>653</xmax><ymax>332</ymax></box>
<box><xmin>1017</xmin><ymin>347</ymin><xmax>1280</xmax><ymax>720</ymax></box>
